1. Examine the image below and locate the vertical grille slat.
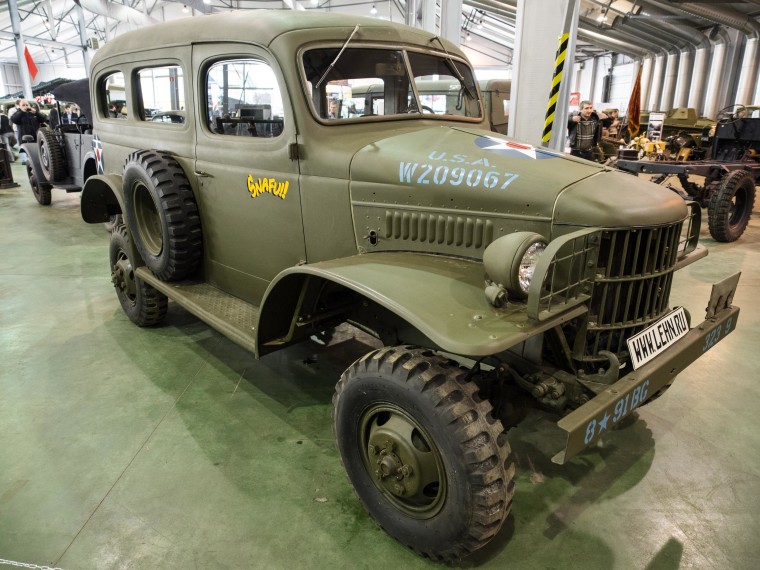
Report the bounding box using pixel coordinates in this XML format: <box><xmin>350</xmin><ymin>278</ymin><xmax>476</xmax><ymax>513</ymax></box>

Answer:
<box><xmin>577</xmin><ymin>221</ymin><xmax>684</xmax><ymax>371</ymax></box>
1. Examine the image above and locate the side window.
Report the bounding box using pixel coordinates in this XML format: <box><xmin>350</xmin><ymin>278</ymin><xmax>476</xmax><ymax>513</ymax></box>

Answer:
<box><xmin>206</xmin><ymin>59</ymin><xmax>284</xmax><ymax>138</ymax></box>
<box><xmin>136</xmin><ymin>65</ymin><xmax>185</xmax><ymax>123</ymax></box>
<box><xmin>102</xmin><ymin>71</ymin><xmax>126</xmax><ymax>119</ymax></box>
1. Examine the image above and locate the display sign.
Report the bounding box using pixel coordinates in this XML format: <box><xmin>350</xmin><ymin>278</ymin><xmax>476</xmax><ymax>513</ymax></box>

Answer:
<box><xmin>646</xmin><ymin>111</ymin><xmax>666</xmax><ymax>141</ymax></box>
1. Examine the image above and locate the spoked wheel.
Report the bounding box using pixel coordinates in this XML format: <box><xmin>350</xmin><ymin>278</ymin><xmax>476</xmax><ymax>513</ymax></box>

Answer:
<box><xmin>27</xmin><ymin>164</ymin><xmax>52</xmax><ymax>205</ymax></box>
<box><xmin>109</xmin><ymin>225</ymin><xmax>168</xmax><ymax>326</ymax></box>
<box><xmin>708</xmin><ymin>170</ymin><xmax>756</xmax><ymax>242</ymax></box>
<box><xmin>333</xmin><ymin>346</ymin><xmax>514</xmax><ymax>562</ymax></box>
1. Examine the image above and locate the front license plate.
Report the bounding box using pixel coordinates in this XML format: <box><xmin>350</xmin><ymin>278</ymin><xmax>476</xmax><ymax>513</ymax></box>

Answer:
<box><xmin>627</xmin><ymin>307</ymin><xmax>689</xmax><ymax>370</ymax></box>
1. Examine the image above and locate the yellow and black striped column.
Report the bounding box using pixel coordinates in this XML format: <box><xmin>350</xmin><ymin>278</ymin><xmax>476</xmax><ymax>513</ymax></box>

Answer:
<box><xmin>542</xmin><ymin>32</ymin><xmax>570</xmax><ymax>145</ymax></box>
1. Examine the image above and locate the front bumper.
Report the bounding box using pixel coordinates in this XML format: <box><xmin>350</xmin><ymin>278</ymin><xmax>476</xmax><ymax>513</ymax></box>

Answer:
<box><xmin>552</xmin><ymin>272</ymin><xmax>741</xmax><ymax>464</ymax></box>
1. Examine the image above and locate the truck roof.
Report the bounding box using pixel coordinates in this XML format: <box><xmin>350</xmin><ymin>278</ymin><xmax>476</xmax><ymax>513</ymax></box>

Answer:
<box><xmin>92</xmin><ymin>10</ymin><xmax>460</xmax><ymax>61</ymax></box>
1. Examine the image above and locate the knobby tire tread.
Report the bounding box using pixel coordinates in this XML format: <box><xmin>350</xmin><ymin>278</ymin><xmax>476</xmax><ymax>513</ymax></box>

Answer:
<box><xmin>333</xmin><ymin>345</ymin><xmax>514</xmax><ymax>563</ymax></box>
<box><xmin>123</xmin><ymin>150</ymin><xmax>202</xmax><ymax>281</ymax></box>
<box><xmin>37</xmin><ymin>127</ymin><xmax>66</xmax><ymax>183</ymax></box>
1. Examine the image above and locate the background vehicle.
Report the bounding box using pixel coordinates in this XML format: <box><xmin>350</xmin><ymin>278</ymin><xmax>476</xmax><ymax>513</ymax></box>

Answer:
<box><xmin>79</xmin><ymin>11</ymin><xmax>740</xmax><ymax>563</ymax></box>
<box><xmin>345</xmin><ymin>78</ymin><xmax>509</xmax><ymax>133</ymax></box>
<box><xmin>616</xmin><ymin>104</ymin><xmax>759</xmax><ymax>242</ymax></box>
<box><xmin>21</xmin><ymin>79</ymin><xmax>97</xmax><ymax>208</ymax></box>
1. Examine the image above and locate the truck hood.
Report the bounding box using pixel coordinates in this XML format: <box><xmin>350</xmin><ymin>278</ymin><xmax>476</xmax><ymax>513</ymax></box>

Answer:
<box><xmin>349</xmin><ymin>126</ymin><xmax>686</xmax><ymax>232</ymax></box>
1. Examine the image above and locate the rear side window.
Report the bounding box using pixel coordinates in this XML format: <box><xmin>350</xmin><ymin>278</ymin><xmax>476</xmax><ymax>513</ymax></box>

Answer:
<box><xmin>137</xmin><ymin>65</ymin><xmax>186</xmax><ymax>123</ymax></box>
<box><xmin>101</xmin><ymin>71</ymin><xmax>126</xmax><ymax>119</ymax></box>
<box><xmin>205</xmin><ymin>59</ymin><xmax>285</xmax><ymax>138</ymax></box>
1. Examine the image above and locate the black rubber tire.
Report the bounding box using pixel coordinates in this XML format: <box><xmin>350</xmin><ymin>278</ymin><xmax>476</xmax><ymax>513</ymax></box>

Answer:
<box><xmin>109</xmin><ymin>225</ymin><xmax>168</xmax><ymax>326</ymax></box>
<box><xmin>37</xmin><ymin>127</ymin><xmax>66</xmax><ymax>182</ymax></box>
<box><xmin>123</xmin><ymin>150</ymin><xmax>202</xmax><ymax>281</ymax></box>
<box><xmin>332</xmin><ymin>346</ymin><xmax>514</xmax><ymax>562</ymax></box>
<box><xmin>707</xmin><ymin>170</ymin><xmax>756</xmax><ymax>242</ymax></box>
<box><xmin>27</xmin><ymin>164</ymin><xmax>52</xmax><ymax>206</ymax></box>
<box><xmin>103</xmin><ymin>214</ymin><xmax>123</xmax><ymax>233</ymax></box>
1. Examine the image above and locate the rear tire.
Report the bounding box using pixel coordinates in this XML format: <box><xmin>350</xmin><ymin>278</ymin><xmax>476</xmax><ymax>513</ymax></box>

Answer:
<box><xmin>37</xmin><ymin>127</ymin><xmax>66</xmax><ymax>182</ymax></box>
<box><xmin>332</xmin><ymin>346</ymin><xmax>513</xmax><ymax>562</ymax></box>
<box><xmin>123</xmin><ymin>150</ymin><xmax>202</xmax><ymax>281</ymax></box>
<box><xmin>27</xmin><ymin>164</ymin><xmax>52</xmax><ymax>206</ymax></box>
<box><xmin>707</xmin><ymin>170</ymin><xmax>756</xmax><ymax>242</ymax></box>
<box><xmin>109</xmin><ymin>225</ymin><xmax>168</xmax><ymax>326</ymax></box>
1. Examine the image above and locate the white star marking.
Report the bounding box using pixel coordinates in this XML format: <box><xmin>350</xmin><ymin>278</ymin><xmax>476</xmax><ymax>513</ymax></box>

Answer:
<box><xmin>480</xmin><ymin>136</ymin><xmax>538</xmax><ymax>159</ymax></box>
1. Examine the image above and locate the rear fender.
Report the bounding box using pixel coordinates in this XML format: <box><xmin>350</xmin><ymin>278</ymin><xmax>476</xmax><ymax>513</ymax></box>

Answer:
<box><xmin>81</xmin><ymin>173</ymin><xmax>123</xmax><ymax>224</ymax></box>
<box><xmin>256</xmin><ymin>252</ymin><xmax>589</xmax><ymax>358</ymax></box>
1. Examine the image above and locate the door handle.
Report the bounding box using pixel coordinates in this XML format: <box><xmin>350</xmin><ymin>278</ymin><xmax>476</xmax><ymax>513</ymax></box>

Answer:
<box><xmin>194</xmin><ymin>170</ymin><xmax>212</xmax><ymax>178</ymax></box>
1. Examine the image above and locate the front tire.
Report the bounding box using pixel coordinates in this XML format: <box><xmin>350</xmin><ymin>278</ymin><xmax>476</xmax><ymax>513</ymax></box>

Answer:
<box><xmin>27</xmin><ymin>164</ymin><xmax>51</xmax><ymax>206</ymax></box>
<box><xmin>332</xmin><ymin>346</ymin><xmax>514</xmax><ymax>562</ymax></box>
<box><xmin>109</xmin><ymin>225</ymin><xmax>168</xmax><ymax>326</ymax></box>
<box><xmin>708</xmin><ymin>170</ymin><xmax>756</xmax><ymax>242</ymax></box>
<box><xmin>123</xmin><ymin>150</ymin><xmax>202</xmax><ymax>281</ymax></box>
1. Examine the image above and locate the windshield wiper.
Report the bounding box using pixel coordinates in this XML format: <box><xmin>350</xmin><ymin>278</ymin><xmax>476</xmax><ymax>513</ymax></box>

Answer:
<box><xmin>430</xmin><ymin>36</ymin><xmax>476</xmax><ymax>101</ymax></box>
<box><xmin>315</xmin><ymin>24</ymin><xmax>361</xmax><ymax>89</ymax></box>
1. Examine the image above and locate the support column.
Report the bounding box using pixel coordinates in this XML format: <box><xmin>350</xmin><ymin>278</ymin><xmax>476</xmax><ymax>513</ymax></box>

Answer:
<box><xmin>509</xmin><ymin>0</ymin><xmax>579</xmax><ymax>149</ymax></box>
<box><xmin>440</xmin><ymin>0</ymin><xmax>463</xmax><ymax>45</ymax></box>
<box><xmin>420</xmin><ymin>0</ymin><xmax>436</xmax><ymax>34</ymax></box>
<box><xmin>8</xmin><ymin>0</ymin><xmax>34</xmax><ymax>99</ymax></box>
<box><xmin>75</xmin><ymin>1</ymin><xmax>92</xmax><ymax>74</ymax></box>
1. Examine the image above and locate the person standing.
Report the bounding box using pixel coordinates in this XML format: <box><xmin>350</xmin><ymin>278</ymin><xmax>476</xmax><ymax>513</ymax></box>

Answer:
<box><xmin>567</xmin><ymin>100</ymin><xmax>609</xmax><ymax>160</ymax></box>
<box><xmin>10</xmin><ymin>99</ymin><xmax>46</xmax><ymax>142</ymax></box>
<box><xmin>7</xmin><ymin>99</ymin><xmax>22</xmax><ymax>142</ymax></box>
<box><xmin>1</xmin><ymin>108</ymin><xmax>17</xmax><ymax>162</ymax></box>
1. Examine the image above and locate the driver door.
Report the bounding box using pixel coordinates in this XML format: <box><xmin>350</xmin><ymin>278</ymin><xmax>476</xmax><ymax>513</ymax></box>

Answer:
<box><xmin>192</xmin><ymin>43</ymin><xmax>304</xmax><ymax>305</ymax></box>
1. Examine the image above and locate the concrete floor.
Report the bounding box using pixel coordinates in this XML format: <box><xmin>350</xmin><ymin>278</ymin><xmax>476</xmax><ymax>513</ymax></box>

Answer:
<box><xmin>1</xmin><ymin>158</ymin><xmax>759</xmax><ymax>570</ymax></box>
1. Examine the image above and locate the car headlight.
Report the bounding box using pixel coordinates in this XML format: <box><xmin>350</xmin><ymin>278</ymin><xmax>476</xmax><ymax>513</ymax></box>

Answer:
<box><xmin>483</xmin><ymin>232</ymin><xmax>548</xmax><ymax>301</ymax></box>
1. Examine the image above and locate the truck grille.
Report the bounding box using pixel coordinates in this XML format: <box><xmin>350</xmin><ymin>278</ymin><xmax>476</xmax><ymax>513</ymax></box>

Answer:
<box><xmin>574</xmin><ymin>221</ymin><xmax>684</xmax><ymax>370</ymax></box>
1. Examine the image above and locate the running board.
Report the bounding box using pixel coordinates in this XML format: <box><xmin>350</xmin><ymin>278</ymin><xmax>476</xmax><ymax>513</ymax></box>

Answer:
<box><xmin>135</xmin><ymin>267</ymin><xmax>260</xmax><ymax>355</ymax></box>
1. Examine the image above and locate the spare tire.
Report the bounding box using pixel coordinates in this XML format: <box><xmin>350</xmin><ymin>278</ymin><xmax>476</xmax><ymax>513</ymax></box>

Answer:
<box><xmin>37</xmin><ymin>127</ymin><xmax>66</xmax><ymax>182</ymax></box>
<box><xmin>123</xmin><ymin>150</ymin><xmax>202</xmax><ymax>281</ymax></box>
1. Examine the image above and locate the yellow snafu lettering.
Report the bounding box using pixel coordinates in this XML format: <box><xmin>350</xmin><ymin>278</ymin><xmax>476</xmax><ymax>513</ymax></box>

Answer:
<box><xmin>246</xmin><ymin>173</ymin><xmax>290</xmax><ymax>200</ymax></box>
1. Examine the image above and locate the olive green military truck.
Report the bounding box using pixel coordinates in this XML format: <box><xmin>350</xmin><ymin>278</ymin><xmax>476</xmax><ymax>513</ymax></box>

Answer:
<box><xmin>80</xmin><ymin>11</ymin><xmax>741</xmax><ymax>563</ymax></box>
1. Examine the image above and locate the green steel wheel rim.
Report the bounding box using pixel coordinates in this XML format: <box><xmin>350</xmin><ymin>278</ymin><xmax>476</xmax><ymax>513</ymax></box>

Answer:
<box><xmin>359</xmin><ymin>402</ymin><xmax>447</xmax><ymax>519</ymax></box>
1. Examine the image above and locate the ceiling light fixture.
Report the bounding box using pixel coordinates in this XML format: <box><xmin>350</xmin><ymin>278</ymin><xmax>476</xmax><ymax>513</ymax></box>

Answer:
<box><xmin>370</xmin><ymin>4</ymin><xmax>378</xmax><ymax>15</ymax></box>
<box><xmin>182</xmin><ymin>4</ymin><xmax>189</xmax><ymax>13</ymax></box>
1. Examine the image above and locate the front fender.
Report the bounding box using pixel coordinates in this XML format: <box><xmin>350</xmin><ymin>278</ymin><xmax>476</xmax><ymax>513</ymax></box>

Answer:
<box><xmin>258</xmin><ymin>252</ymin><xmax>587</xmax><ymax>358</ymax></box>
<box><xmin>81</xmin><ymin>173</ymin><xmax>123</xmax><ymax>224</ymax></box>
<box><xmin>21</xmin><ymin>143</ymin><xmax>46</xmax><ymax>184</ymax></box>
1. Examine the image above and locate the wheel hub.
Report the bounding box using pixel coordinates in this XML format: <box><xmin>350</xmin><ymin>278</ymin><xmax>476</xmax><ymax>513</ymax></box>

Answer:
<box><xmin>361</xmin><ymin>408</ymin><xmax>444</xmax><ymax>516</ymax></box>
<box><xmin>111</xmin><ymin>257</ymin><xmax>136</xmax><ymax>299</ymax></box>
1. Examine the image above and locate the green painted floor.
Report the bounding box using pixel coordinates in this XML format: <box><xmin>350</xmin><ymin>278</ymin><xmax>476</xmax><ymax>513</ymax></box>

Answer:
<box><xmin>1</xmin><ymin>159</ymin><xmax>759</xmax><ymax>570</ymax></box>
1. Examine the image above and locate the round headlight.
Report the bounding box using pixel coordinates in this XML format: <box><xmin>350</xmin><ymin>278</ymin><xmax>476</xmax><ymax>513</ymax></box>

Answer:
<box><xmin>483</xmin><ymin>232</ymin><xmax>548</xmax><ymax>300</ymax></box>
<box><xmin>517</xmin><ymin>241</ymin><xmax>545</xmax><ymax>294</ymax></box>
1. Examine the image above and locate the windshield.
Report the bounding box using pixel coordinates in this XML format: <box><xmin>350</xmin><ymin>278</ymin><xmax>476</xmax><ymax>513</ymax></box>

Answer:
<box><xmin>301</xmin><ymin>46</ymin><xmax>481</xmax><ymax>122</ymax></box>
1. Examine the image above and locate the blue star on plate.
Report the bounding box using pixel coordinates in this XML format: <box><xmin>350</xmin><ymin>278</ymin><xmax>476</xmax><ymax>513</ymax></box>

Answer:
<box><xmin>597</xmin><ymin>411</ymin><xmax>611</xmax><ymax>433</ymax></box>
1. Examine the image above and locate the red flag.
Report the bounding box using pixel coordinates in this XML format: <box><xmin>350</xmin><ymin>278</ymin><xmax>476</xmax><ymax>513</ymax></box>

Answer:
<box><xmin>24</xmin><ymin>46</ymin><xmax>38</xmax><ymax>80</ymax></box>
<box><xmin>626</xmin><ymin>66</ymin><xmax>642</xmax><ymax>139</ymax></box>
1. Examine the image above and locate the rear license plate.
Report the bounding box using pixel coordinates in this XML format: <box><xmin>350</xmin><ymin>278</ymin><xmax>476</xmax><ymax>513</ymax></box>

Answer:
<box><xmin>627</xmin><ymin>306</ymin><xmax>689</xmax><ymax>370</ymax></box>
